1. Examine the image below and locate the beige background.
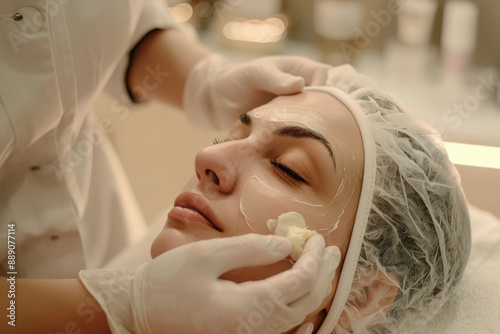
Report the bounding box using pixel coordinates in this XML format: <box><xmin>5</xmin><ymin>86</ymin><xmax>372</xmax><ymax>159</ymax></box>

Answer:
<box><xmin>93</xmin><ymin>0</ymin><xmax>500</xmax><ymax>225</ymax></box>
<box><xmin>93</xmin><ymin>95</ymin><xmax>223</xmax><ymax>225</ymax></box>
<box><xmin>285</xmin><ymin>0</ymin><xmax>500</xmax><ymax>68</ymax></box>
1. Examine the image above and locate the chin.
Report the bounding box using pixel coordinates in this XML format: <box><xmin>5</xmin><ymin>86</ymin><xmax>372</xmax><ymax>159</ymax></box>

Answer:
<box><xmin>150</xmin><ymin>226</ymin><xmax>195</xmax><ymax>258</ymax></box>
<box><xmin>150</xmin><ymin>219</ymin><xmax>222</xmax><ymax>258</ymax></box>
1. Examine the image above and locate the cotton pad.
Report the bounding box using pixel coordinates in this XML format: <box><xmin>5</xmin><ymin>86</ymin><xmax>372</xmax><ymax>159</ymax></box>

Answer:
<box><xmin>268</xmin><ymin>212</ymin><xmax>317</xmax><ymax>260</ymax></box>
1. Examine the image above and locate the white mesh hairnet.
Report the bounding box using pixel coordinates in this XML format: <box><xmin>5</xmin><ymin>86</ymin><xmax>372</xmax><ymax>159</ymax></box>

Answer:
<box><xmin>304</xmin><ymin>65</ymin><xmax>471</xmax><ymax>334</ymax></box>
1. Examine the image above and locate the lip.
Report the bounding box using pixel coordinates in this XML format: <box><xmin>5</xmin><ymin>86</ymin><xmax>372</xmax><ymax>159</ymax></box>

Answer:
<box><xmin>168</xmin><ymin>192</ymin><xmax>223</xmax><ymax>232</ymax></box>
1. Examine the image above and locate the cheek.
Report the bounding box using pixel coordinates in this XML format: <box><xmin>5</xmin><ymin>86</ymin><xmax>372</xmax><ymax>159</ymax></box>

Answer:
<box><xmin>322</xmin><ymin>197</ymin><xmax>359</xmax><ymax>260</ymax></box>
<box><xmin>240</xmin><ymin>175</ymin><xmax>341</xmax><ymax>236</ymax></box>
<box><xmin>183</xmin><ymin>175</ymin><xmax>198</xmax><ymax>191</ymax></box>
<box><xmin>239</xmin><ymin>175</ymin><xmax>291</xmax><ymax>235</ymax></box>
<box><xmin>240</xmin><ymin>189</ymin><xmax>300</xmax><ymax>235</ymax></box>
<box><xmin>150</xmin><ymin>228</ymin><xmax>199</xmax><ymax>258</ymax></box>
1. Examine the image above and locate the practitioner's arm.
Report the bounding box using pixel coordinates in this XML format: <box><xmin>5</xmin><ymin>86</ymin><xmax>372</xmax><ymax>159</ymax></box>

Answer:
<box><xmin>127</xmin><ymin>28</ymin><xmax>211</xmax><ymax>108</ymax></box>
<box><xmin>0</xmin><ymin>278</ymin><xmax>111</xmax><ymax>333</ymax></box>
<box><xmin>127</xmin><ymin>28</ymin><xmax>333</xmax><ymax>130</ymax></box>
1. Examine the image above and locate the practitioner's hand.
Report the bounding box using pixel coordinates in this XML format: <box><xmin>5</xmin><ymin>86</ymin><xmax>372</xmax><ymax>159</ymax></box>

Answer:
<box><xmin>295</xmin><ymin>322</ymin><xmax>315</xmax><ymax>334</ymax></box>
<box><xmin>79</xmin><ymin>234</ymin><xmax>341</xmax><ymax>334</ymax></box>
<box><xmin>183</xmin><ymin>54</ymin><xmax>333</xmax><ymax>130</ymax></box>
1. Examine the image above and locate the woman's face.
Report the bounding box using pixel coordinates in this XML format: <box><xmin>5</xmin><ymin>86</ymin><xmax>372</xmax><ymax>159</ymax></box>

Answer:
<box><xmin>151</xmin><ymin>90</ymin><xmax>364</xmax><ymax>322</ymax></box>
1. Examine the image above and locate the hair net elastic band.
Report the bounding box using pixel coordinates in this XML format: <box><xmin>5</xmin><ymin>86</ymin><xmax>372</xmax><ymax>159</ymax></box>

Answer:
<box><xmin>303</xmin><ymin>84</ymin><xmax>377</xmax><ymax>334</ymax></box>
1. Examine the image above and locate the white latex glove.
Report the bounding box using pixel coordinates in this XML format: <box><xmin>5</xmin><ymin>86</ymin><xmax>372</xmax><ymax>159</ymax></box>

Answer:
<box><xmin>295</xmin><ymin>322</ymin><xmax>314</xmax><ymax>334</ymax></box>
<box><xmin>79</xmin><ymin>233</ymin><xmax>341</xmax><ymax>334</ymax></box>
<box><xmin>183</xmin><ymin>54</ymin><xmax>333</xmax><ymax>130</ymax></box>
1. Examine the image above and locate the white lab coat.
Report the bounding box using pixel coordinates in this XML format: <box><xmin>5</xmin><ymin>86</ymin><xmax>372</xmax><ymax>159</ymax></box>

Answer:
<box><xmin>0</xmin><ymin>0</ymin><xmax>178</xmax><ymax>278</ymax></box>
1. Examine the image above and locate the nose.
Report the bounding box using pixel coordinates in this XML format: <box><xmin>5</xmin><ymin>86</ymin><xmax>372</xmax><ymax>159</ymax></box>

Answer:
<box><xmin>194</xmin><ymin>142</ymin><xmax>244</xmax><ymax>195</ymax></box>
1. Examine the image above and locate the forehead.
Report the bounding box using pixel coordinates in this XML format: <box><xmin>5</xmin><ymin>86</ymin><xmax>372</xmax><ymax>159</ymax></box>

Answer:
<box><xmin>250</xmin><ymin>104</ymin><xmax>330</xmax><ymax>128</ymax></box>
<box><xmin>248</xmin><ymin>91</ymin><xmax>360</xmax><ymax>146</ymax></box>
<box><xmin>269</xmin><ymin>90</ymin><xmax>351</xmax><ymax>114</ymax></box>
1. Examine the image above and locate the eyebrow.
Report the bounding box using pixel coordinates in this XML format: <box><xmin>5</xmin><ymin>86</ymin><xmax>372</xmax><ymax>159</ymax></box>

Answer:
<box><xmin>239</xmin><ymin>113</ymin><xmax>337</xmax><ymax>169</ymax></box>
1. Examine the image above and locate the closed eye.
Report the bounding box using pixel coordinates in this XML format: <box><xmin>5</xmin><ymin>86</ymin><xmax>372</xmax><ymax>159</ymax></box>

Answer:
<box><xmin>271</xmin><ymin>158</ymin><xmax>307</xmax><ymax>184</ymax></box>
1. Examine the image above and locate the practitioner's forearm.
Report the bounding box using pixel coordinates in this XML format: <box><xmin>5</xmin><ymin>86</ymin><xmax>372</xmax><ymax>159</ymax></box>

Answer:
<box><xmin>128</xmin><ymin>28</ymin><xmax>211</xmax><ymax>108</ymax></box>
<box><xmin>0</xmin><ymin>277</ymin><xmax>111</xmax><ymax>333</ymax></box>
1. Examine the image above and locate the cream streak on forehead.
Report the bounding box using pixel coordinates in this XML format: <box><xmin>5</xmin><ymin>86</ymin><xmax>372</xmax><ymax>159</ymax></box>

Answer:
<box><xmin>249</xmin><ymin>105</ymin><xmax>336</xmax><ymax>136</ymax></box>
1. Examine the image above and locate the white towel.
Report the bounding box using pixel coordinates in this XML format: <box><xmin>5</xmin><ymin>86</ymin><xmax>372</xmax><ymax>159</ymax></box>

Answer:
<box><xmin>415</xmin><ymin>206</ymin><xmax>500</xmax><ymax>334</ymax></box>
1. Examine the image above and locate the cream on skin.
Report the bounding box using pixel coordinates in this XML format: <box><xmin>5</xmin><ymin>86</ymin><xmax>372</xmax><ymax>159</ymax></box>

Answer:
<box><xmin>269</xmin><ymin>212</ymin><xmax>318</xmax><ymax>261</ymax></box>
<box><xmin>151</xmin><ymin>90</ymin><xmax>364</xmax><ymax>330</ymax></box>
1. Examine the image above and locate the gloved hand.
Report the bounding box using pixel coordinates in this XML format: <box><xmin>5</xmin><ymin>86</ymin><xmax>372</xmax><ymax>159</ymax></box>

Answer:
<box><xmin>295</xmin><ymin>322</ymin><xmax>315</xmax><ymax>334</ymax></box>
<box><xmin>183</xmin><ymin>54</ymin><xmax>333</xmax><ymax>130</ymax></box>
<box><xmin>79</xmin><ymin>233</ymin><xmax>341</xmax><ymax>334</ymax></box>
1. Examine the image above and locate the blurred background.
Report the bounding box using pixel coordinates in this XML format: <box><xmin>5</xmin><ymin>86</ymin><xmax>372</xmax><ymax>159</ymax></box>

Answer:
<box><xmin>94</xmin><ymin>0</ymin><xmax>500</xmax><ymax>225</ymax></box>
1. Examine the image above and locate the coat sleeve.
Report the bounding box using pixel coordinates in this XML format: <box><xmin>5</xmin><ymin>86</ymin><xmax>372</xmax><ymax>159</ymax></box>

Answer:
<box><xmin>0</xmin><ymin>105</ymin><xmax>15</xmax><ymax>168</ymax></box>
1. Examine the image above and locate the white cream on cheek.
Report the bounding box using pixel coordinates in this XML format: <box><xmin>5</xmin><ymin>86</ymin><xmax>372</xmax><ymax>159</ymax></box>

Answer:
<box><xmin>238</xmin><ymin>105</ymin><xmax>359</xmax><ymax>237</ymax></box>
<box><xmin>269</xmin><ymin>211</ymin><xmax>317</xmax><ymax>261</ymax></box>
<box><xmin>240</xmin><ymin>174</ymin><xmax>343</xmax><ymax>236</ymax></box>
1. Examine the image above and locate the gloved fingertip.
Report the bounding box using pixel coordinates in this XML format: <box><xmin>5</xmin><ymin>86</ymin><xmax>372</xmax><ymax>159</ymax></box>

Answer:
<box><xmin>307</xmin><ymin>233</ymin><xmax>326</xmax><ymax>247</ymax></box>
<box><xmin>271</xmin><ymin>235</ymin><xmax>293</xmax><ymax>256</ymax></box>
<box><xmin>305</xmin><ymin>323</ymin><xmax>314</xmax><ymax>334</ymax></box>
<box><xmin>274</xmin><ymin>76</ymin><xmax>305</xmax><ymax>94</ymax></box>
<box><xmin>296</xmin><ymin>322</ymin><xmax>314</xmax><ymax>334</ymax></box>
<box><xmin>327</xmin><ymin>245</ymin><xmax>342</xmax><ymax>262</ymax></box>
<box><xmin>288</xmin><ymin>76</ymin><xmax>306</xmax><ymax>91</ymax></box>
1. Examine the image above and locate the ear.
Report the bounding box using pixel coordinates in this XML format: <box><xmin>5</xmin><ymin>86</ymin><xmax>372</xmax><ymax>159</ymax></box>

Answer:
<box><xmin>357</xmin><ymin>271</ymin><xmax>399</xmax><ymax>318</ymax></box>
<box><xmin>338</xmin><ymin>271</ymin><xmax>399</xmax><ymax>330</ymax></box>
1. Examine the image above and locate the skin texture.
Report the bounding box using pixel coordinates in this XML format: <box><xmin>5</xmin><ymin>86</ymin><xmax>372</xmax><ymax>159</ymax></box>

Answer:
<box><xmin>151</xmin><ymin>90</ymin><xmax>365</xmax><ymax>330</ymax></box>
